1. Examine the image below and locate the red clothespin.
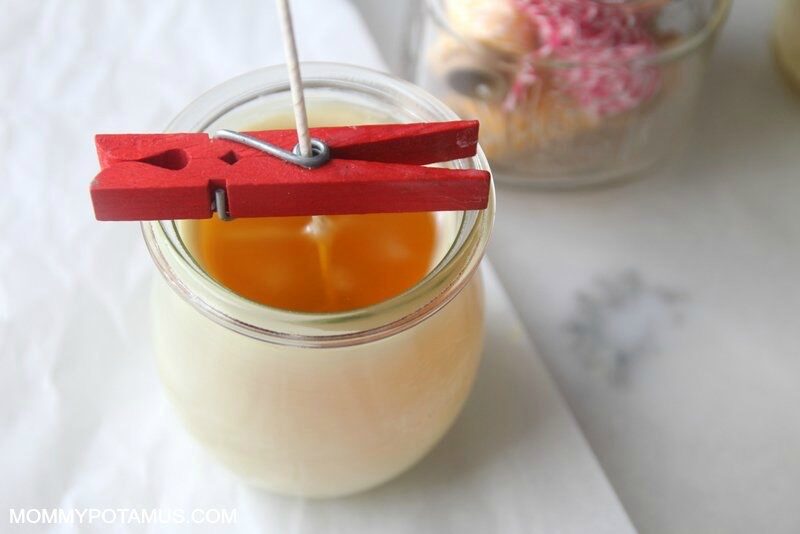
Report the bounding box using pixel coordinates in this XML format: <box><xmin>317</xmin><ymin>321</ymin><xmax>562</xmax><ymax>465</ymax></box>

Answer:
<box><xmin>90</xmin><ymin>120</ymin><xmax>491</xmax><ymax>221</ymax></box>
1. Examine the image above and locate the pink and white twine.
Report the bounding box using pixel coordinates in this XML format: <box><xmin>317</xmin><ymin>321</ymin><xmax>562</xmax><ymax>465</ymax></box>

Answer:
<box><xmin>507</xmin><ymin>0</ymin><xmax>662</xmax><ymax>117</ymax></box>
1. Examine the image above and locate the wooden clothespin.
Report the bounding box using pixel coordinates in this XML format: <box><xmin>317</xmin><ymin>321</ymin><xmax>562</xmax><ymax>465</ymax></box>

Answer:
<box><xmin>90</xmin><ymin>120</ymin><xmax>491</xmax><ymax>221</ymax></box>
<box><xmin>91</xmin><ymin>0</ymin><xmax>490</xmax><ymax>222</ymax></box>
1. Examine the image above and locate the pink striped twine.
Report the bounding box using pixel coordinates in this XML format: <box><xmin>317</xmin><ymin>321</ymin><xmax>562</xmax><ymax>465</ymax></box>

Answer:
<box><xmin>508</xmin><ymin>0</ymin><xmax>662</xmax><ymax>117</ymax></box>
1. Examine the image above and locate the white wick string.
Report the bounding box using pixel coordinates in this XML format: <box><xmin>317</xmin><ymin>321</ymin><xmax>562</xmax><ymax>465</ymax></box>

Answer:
<box><xmin>275</xmin><ymin>0</ymin><xmax>312</xmax><ymax>157</ymax></box>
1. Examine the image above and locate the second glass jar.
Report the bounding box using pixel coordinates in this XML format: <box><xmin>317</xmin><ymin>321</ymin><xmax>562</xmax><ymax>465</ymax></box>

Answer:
<box><xmin>409</xmin><ymin>0</ymin><xmax>732</xmax><ymax>188</ymax></box>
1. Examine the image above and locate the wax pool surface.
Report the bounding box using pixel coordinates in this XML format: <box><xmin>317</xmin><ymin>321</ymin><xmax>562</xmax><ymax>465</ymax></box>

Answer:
<box><xmin>192</xmin><ymin>212</ymin><xmax>437</xmax><ymax>312</ymax></box>
<box><xmin>185</xmin><ymin>105</ymin><xmax>439</xmax><ymax>312</ymax></box>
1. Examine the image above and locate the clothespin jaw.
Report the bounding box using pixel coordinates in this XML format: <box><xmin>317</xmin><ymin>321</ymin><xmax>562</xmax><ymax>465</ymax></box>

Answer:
<box><xmin>90</xmin><ymin>120</ymin><xmax>491</xmax><ymax>221</ymax></box>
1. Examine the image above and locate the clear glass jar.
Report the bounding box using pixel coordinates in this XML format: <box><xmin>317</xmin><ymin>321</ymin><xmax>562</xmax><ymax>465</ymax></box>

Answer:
<box><xmin>408</xmin><ymin>0</ymin><xmax>732</xmax><ymax>188</ymax></box>
<box><xmin>776</xmin><ymin>0</ymin><xmax>800</xmax><ymax>92</ymax></box>
<box><xmin>142</xmin><ymin>63</ymin><xmax>495</xmax><ymax>497</ymax></box>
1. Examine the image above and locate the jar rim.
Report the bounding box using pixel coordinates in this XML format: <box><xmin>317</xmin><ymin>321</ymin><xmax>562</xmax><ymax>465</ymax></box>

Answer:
<box><xmin>142</xmin><ymin>62</ymin><xmax>495</xmax><ymax>348</ymax></box>
<box><xmin>426</xmin><ymin>0</ymin><xmax>732</xmax><ymax>69</ymax></box>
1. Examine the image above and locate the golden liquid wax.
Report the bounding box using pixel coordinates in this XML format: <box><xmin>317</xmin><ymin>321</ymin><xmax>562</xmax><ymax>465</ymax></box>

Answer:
<box><xmin>186</xmin><ymin>104</ymin><xmax>439</xmax><ymax>313</ymax></box>
<box><xmin>192</xmin><ymin>212</ymin><xmax>436</xmax><ymax>313</ymax></box>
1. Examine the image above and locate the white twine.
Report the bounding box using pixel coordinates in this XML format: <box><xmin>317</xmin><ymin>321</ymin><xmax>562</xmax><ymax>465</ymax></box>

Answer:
<box><xmin>275</xmin><ymin>0</ymin><xmax>313</xmax><ymax>157</ymax></box>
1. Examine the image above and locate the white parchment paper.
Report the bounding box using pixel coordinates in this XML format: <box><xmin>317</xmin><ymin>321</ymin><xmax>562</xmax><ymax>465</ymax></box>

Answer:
<box><xmin>0</xmin><ymin>1</ymin><xmax>632</xmax><ymax>532</ymax></box>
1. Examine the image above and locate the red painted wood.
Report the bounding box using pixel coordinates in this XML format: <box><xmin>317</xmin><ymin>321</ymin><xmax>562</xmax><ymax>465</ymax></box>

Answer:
<box><xmin>90</xmin><ymin>120</ymin><xmax>490</xmax><ymax>221</ymax></box>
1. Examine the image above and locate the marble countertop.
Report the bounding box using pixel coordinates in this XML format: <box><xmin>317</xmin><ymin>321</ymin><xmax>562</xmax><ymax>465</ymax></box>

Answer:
<box><xmin>355</xmin><ymin>0</ymin><xmax>800</xmax><ymax>532</ymax></box>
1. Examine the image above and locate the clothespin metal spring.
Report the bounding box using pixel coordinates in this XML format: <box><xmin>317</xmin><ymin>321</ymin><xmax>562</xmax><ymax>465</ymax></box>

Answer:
<box><xmin>211</xmin><ymin>129</ymin><xmax>332</xmax><ymax>221</ymax></box>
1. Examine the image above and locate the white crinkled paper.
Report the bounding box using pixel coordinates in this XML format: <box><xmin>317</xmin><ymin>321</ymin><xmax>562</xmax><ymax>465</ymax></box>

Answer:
<box><xmin>0</xmin><ymin>2</ymin><xmax>631</xmax><ymax>532</ymax></box>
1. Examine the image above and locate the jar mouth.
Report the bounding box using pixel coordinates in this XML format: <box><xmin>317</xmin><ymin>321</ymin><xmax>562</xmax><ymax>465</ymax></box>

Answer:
<box><xmin>426</xmin><ymin>0</ymin><xmax>732</xmax><ymax>70</ymax></box>
<box><xmin>142</xmin><ymin>63</ymin><xmax>495</xmax><ymax>348</ymax></box>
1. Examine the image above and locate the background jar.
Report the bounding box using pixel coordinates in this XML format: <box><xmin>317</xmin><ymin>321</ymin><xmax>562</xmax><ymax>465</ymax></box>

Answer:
<box><xmin>142</xmin><ymin>63</ymin><xmax>495</xmax><ymax>498</ymax></box>
<box><xmin>408</xmin><ymin>0</ymin><xmax>732</xmax><ymax>188</ymax></box>
<box><xmin>775</xmin><ymin>0</ymin><xmax>800</xmax><ymax>92</ymax></box>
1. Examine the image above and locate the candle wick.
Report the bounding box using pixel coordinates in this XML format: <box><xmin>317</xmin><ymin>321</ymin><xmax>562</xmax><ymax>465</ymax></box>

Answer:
<box><xmin>275</xmin><ymin>0</ymin><xmax>312</xmax><ymax>158</ymax></box>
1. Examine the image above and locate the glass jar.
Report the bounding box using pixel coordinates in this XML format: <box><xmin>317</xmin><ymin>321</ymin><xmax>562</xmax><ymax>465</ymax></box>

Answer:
<box><xmin>775</xmin><ymin>0</ymin><xmax>800</xmax><ymax>92</ymax></box>
<box><xmin>142</xmin><ymin>63</ymin><xmax>495</xmax><ymax>498</ymax></box>
<box><xmin>408</xmin><ymin>0</ymin><xmax>732</xmax><ymax>188</ymax></box>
